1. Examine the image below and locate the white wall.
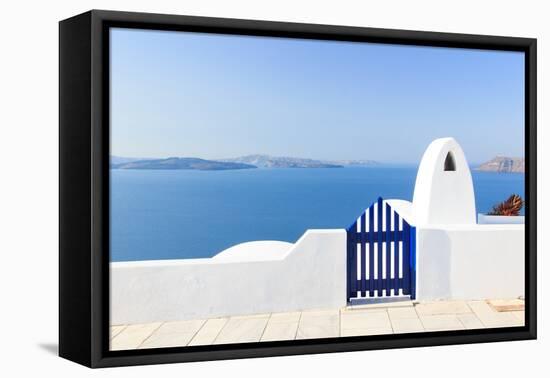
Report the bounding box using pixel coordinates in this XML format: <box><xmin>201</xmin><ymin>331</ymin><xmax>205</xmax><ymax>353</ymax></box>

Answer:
<box><xmin>416</xmin><ymin>224</ymin><xmax>525</xmax><ymax>300</ymax></box>
<box><xmin>111</xmin><ymin>229</ymin><xmax>346</xmax><ymax>324</ymax></box>
<box><xmin>478</xmin><ymin>214</ymin><xmax>525</xmax><ymax>224</ymax></box>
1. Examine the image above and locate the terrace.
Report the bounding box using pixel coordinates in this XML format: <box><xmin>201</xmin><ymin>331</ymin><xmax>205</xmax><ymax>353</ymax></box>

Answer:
<box><xmin>111</xmin><ymin>299</ymin><xmax>524</xmax><ymax>350</ymax></box>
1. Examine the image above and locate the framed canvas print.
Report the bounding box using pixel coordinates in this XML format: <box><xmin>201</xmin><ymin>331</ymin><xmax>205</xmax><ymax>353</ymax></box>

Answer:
<box><xmin>59</xmin><ymin>10</ymin><xmax>537</xmax><ymax>368</ymax></box>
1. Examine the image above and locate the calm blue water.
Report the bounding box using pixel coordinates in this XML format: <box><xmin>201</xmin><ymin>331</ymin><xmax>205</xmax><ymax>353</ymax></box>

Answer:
<box><xmin>110</xmin><ymin>167</ymin><xmax>524</xmax><ymax>261</ymax></box>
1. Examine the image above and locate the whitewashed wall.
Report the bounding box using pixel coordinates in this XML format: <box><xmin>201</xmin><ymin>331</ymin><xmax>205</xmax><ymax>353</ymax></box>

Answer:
<box><xmin>415</xmin><ymin>224</ymin><xmax>524</xmax><ymax>300</ymax></box>
<box><xmin>478</xmin><ymin>214</ymin><xmax>525</xmax><ymax>224</ymax></box>
<box><xmin>111</xmin><ymin>230</ymin><xmax>346</xmax><ymax>325</ymax></box>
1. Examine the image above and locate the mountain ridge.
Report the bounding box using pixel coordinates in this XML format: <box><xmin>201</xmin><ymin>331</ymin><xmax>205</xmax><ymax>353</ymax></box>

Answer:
<box><xmin>476</xmin><ymin>156</ymin><xmax>524</xmax><ymax>173</ymax></box>
<box><xmin>221</xmin><ymin>154</ymin><xmax>342</xmax><ymax>168</ymax></box>
<box><xmin>111</xmin><ymin>154</ymin><xmax>379</xmax><ymax>170</ymax></box>
<box><xmin>221</xmin><ymin>154</ymin><xmax>379</xmax><ymax>168</ymax></box>
<box><xmin>112</xmin><ymin>157</ymin><xmax>256</xmax><ymax>171</ymax></box>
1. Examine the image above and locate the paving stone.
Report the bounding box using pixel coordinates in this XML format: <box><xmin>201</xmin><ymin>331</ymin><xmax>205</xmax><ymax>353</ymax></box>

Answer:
<box><xmin>341</xmin><ymin>309</ymin><xmax>392</xmax><ymax>330</ymax></box>
<box><xmin>188</xmin><ymin>318</ymin><xmax>228</xmax><ymax>346</ymax></box>
<box><xmin>213</xmin><ymin>315</ymin><xmax>270</xmax><ymax>344</ymax></box>
<box><xmin>457</xmin><ymin>313</ymin><xmax>485</xmax><ymax>329</ymax></box>
<box><xmin>302</xmin><ymin>309</ymin><xmax>340</xmax><ymax>317</ymax></box>
<box><xmin>153</xmin><ymin>319</ymin><xmax>205</xmax><ymax>334</ymax></box>
<box><xmin>341</xmin><ymin>328</ymin><xmax>393</xmax><ymax>337</ymax></box>
<box><xmin>231</xmin><ymin>313</ymin><xmax>272</xmax><ymax>319</ymax></box>
<box><xmin>511</xmin><ymin>311</ymin><xmax>525</xmax><ymax>323</ymax></box>
<box><xmin>110</xmin><ymin>325</ymin><xmax>126</xmax><ymax>340</ymax></box>
<box><xmin>296</xmin><ymin>310</ymin><xmax>339</xmax><ymax>339</ymax></box>
<box><xmin>388</xmin><ymin>306</ymin><xmax>419</xmax><ymax>319</ymax></box>
<box><xmin>390</xmin><ymin>317</ymin><xmax>424</xmax><ymax>333</ymax></box>
<box><xmin>342</xmin><ymin>307</ymin><xmax>388</xmax><ymax>314</ymax></box>
<box><xmin>110</xmin><ymin>323</ymin><xmax>162</xmax><ymax>351</ymax></box>
<box><xmin>415</xmin><ymin>301</ymin><xmax>471</xmax><ymax>316</ymax></box>
<box><xmin>139</xmin><ymin>319</ymin><xmax>205</xmax><ymax>349</ymax></box>
<box><xmin>140</xmin><ymin>331</ymin><xmax>196</xmax><ymax>349</ymax></box>
<box><xmin>468</xmin><ymin>301</ymin><xmax>523</xmax><ymax>328</ymax></box>
<box><xmin>261</xmin><ymin>321</ymin><xmax>299</xmax><ymax>341</ymax></box>
<box><xmin>260</xmin><ymin>312</ymin><xmax>300</xmax><ymax>341</ymax></box>
<box><xmin>419</xmin><ymin>314</ymin><xmax>465</xmax><ymax>331</ymax></box>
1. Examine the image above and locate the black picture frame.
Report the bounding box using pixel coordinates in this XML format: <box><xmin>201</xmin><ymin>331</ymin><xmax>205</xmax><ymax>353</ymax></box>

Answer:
<box><xmin>59</xmin><ymin>9</ymin><xmax>537</xmax><ymax>368</ymax></box>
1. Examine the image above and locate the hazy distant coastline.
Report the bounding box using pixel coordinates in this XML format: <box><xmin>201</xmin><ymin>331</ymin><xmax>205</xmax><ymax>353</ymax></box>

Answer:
<box><xmin>111</xmin><ymin>154</ymin><xmax>379</xmax><ymax>170</ymax></box>
<box><xmin>111</xmin><ymin>157</ymin><xmax>256</xmax><ymax>171</ymax></box>
<box><xmin>476</xmin><ymin>156</ymin><xmax>525</xmax><ymax>173</ymax></box>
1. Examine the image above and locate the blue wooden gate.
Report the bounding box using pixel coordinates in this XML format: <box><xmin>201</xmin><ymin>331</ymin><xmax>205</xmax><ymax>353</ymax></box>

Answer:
<box><xmin>346</xmin><ymin>197</ymin><xmax>416</xmax><ymax>302</ymax></box>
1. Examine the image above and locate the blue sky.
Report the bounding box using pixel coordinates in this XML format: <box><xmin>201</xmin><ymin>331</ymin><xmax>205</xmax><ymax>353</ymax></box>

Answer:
<box><xmin>110</xmin><ymin>28</ymin><xmax>525</xmax><ymax>164</ymax></box>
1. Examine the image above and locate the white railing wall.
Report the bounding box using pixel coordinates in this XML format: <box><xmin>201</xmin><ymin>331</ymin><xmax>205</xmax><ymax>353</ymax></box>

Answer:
<box><xmin>111</xmin><ymin>230</ymin><xmax>347</xmax><ymax>325</ymax></box>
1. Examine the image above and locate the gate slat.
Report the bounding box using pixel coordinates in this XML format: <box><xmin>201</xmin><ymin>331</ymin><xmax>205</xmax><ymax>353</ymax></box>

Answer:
<box><xmin>394</xmin><ymin>212</ymin><xmax>400</xmax><ymax>294</ymax></box>
<box><xmin>402</xmin><ymin>222</ymin><xmax>411</xmax><ymax>295</ymax></box>
<box><xmin>368</xmin><ymin>203</ymin><xmax>374</xmax><ymax>297</ymax></box>
<box><xmin>385</xmin><ymin>202</ymin><xmax>392</xmax><ymax>296</ymax></box>
<box><xmin>360</xmin><ymin>211</ymin><xmax>367</xmax><ymax>297</ymax></box>
<box><xmin>377</xmin><ymin>198</ymin><xmax>383</xmax><ymax>297</ymax></box>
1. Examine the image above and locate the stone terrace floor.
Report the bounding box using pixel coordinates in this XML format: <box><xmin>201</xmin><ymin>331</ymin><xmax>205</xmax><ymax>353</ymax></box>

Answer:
<box><xmin>110</xmin><ymin>299</ymin><xmax>525</xmax><ymax>351</ymax></box>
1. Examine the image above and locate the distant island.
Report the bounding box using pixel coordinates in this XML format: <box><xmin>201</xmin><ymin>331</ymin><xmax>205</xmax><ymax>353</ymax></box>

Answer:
<box><xmin>112</xmin><ymin>157</ymin><xmax>256</xmax><ymax>171</ymax></box>
<box><xmin>111</xmin><ymin>154</ymin><xmax>379</xmax><ymax>170</ymax></box>
<box><xmin>326</xmin><ymin>159</ymin><xmax>380</xmax><ymax>167</ymax></box>
<box><xmin>222</xmin><ymin>154</ymin><xmax>342</xmax><ymax>168</ymax></box>
<box><xmin>476</xmin><ymin>156</ymin><xmax>525</xmax><ymax>173</ymax></box>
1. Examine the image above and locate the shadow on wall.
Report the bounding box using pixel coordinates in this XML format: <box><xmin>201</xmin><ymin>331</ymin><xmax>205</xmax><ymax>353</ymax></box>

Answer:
<box><xmin>416</xmin><ymin>229</ymin><xmax>452</xmax><ymax>299</ymax></box>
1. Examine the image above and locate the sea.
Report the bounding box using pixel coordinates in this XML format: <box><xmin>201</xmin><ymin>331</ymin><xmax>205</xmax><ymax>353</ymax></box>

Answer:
<box><xmin>110</xmin><ymin>166</ymin><xmax>525</xmax><ymax>262</ymax></box>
